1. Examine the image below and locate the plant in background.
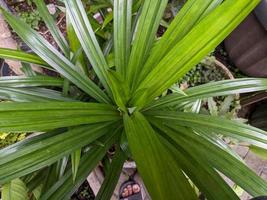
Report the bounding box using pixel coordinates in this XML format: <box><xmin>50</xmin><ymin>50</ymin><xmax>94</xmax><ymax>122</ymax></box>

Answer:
<box><xmin>0</xmin><ymin>0</ymin><xmax>267</xmax><ymax>199</ymax></box>
<box><xmin>0</xmin><ymin>132</ymin><xmax>26</xmax><ymax>148</ymax></box>
<box><xmin>19</xmin><ymin>9</ymin><xmax>42</xmax><ymax>29</ymax></box>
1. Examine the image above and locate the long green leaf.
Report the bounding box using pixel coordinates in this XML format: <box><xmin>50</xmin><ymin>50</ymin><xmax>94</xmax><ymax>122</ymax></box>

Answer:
<box><xmin>95</xmin><ymin>149</ymin><xmax>126</xmax><ymax>200</ymax></box>
<box><xmin>191</xmin><ymin>127</ymin><xmax>267</xmax><ymax>197</ymax></box>
<box><xmin>0</xmin><ymin>9</ymin><xmax>110</xmax><ymax>103</ymax></box>
<box><xmin>250</xmin><ymin>145</ymin><xmax>267</xmax><ymax>160</ymax></box>
<box><xmin>114</xmin><ymin>0</ymin><xmax>132</xmax><ymax>77</ymax></box>
<box><xmin>66</xmin><ymin>10</ymin><xmax>88</xmax><ymax>75</ymax></box>
<box><xmin>41</xmin><ymin>129</ymin><xmax>120</xmax><ymax>200</ymax></box>
<box><xmin>145</xmin><ymin>78</ymin><xmax>267</xmax><ymax>110</ymax></box>
<box><xmin>135</xmin><ymin>0</ymin><xmax>260</xmax><ymax>105</ymax></box>
<box><xmin>0</xmin><ymin>102</ymin><xmax>120</xmax><ymax>132</ymax></box>
<box><xmin>71</xmin><ymin>149</ymin><xmax>81</xmax><ymax>182</ymax></box>
<box><xmin>146</xmin><ymin>110</ymin><xmax>267</xmax><ymax>149</ymax></box>
<box><xmin>0</xmin><ymin>48</ymin><xmax>51</xmax><ymax>69</ymax></box>
<box><xmin>152</xmin><ymin>125</ymin><xmax>240</xmax><ymax>200</ymax></box>
<box><xmin>107</xmin><ymin>70</ymin><xmax>130</xmax><ymax>111</ymax></box>
<box><xmin>126</xmin><ymin>0</ymin><xmax>168</xmax><ymax>90</ymax></box>
<box><xmin>0</xmin><ymin>87</ymin><xmax>73</xmax><ymax>102</ymax></box>
<box><xmin>2</xmin><ymin>178</ymin><xmax>29</xmax><ymax>200</ymax></box>
<box><xmin>21</xmin><ymin>63</ymin><xmax>37</xmax><ymax>77</ymax></box>
<box><xmin>65</xmin><ymin>0</ymin><xmax>112</xmax><ymax>96</ymax></box>
<box><xmin>0</xmin><ymin>123</ymin><xmax>114</xmax><ymax>184</ymax></box>
<box><xmin>33</xmin><ymin>0</ymin><xmax>69</xmax><ymax>56</ymax></box>
<box><xmin>139</xmin><ymin>0</ymin><xmax>223</xmax><ymax>83</ymax></box>
<box><xmin>156</xmin><ymin>121</ymin><xmax>267</xmax><ymax>197</ymax></box>
<box><xmin>123</xmin><ymin>112</ymin><xmax>197</xmax><ymax>200</ymax></box>
<box><xmin>149</xmin><ymin>116</ymin><xmax>267</xmax><ymax>197</ymax></box>
<box><xmin>0</xmin><ymin>76</ymin><xmax>64</xmax><ymax>87</ymax></box>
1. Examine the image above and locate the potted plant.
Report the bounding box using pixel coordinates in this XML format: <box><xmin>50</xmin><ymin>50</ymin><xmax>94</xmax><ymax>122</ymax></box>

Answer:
<box><xmin>0</xmin><ymin>0</ymin><xmax>266</xmax><ymax>199</ymax></box>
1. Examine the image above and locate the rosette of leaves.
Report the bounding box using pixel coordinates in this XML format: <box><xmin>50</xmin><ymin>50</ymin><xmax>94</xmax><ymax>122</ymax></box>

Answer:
<box><xmin>0</xmin><ymin>0</ymin><xmax>267</xmax><ymax>199</ymax></box>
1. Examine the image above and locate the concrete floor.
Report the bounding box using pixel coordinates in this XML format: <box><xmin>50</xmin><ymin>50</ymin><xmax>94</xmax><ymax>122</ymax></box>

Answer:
<box><xmin>0</xmin><ymin>13</ymin><xmax>22</xmax><ymax>75</ymax></box>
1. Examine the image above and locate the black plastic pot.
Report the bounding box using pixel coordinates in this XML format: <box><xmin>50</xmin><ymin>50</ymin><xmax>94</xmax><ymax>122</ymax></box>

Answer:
<box><xmin>224</xmin><ymin>0</ymin><xmax>267</xmax><ymax>77</ymax></box>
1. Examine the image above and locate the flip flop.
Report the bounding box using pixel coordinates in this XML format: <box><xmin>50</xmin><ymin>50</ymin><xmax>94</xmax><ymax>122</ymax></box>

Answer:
<box><xmin>119</xmin><ymin>180</ymin><xmax>142</xmax><ymax>200</ymax></box>
<box><xmin>250</xmin><ymin>197</ymin><xmax>267</xmax><ymax>200</ymax></box>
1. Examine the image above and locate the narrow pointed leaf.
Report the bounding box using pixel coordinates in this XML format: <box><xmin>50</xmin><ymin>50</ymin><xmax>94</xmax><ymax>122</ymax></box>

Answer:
<box><xmin>139</xmin><ymin>0</ymin><xmax>223</xmax><ymax>82</ymax></box>
<box><xmin>95</xmin><ymin>149</ymin><xmax>126</xmax><ymax>200</ymax></box>
<box><xmin>0</xmin><ymin>48</ymin><xmax>51</xmax><ymax>69</ymax></box>
<box><xmin>66</xmin><ymin>10</ymin><xmax>88</xmax><ymax>75</ymax></box>
<box><xmin>21</xmin><ymin>63</ymin><xmax>37</xmax><ymax>77</ymax></box>
<box><xmin>65</xmin><ymin>0</ymin><xmax>112</xmax><ymax>95</ymax></box>
<box><xmin>136</xmin><ymin>0</ymin><xmax>260</xmax><ymax>105</ymax></box>
<box><xmin>33</xmin><ymin>0</ymin><xmax>69</xmax><ymax>56</ymax></box>
<box><xmin>114</xmin><ymin>0</ymin><xmax>132</xmax><ymax>77</ymax></box>
<box><xmin>0</xmin><ymin>102</ymin><xmax>120</xmax><ymax>132</ymax></box>
<box><xmin>250</xmin><ymin>145</ymin><xmax>267</xmax><ymax>160</ymax></box>
<box><xmin>163</xmin><ymin>123</ymin><xmax>267</xmax><ymax>197</ymax></box>
<box><xmin>0</xmin><ymin>87</ymin><xmax>74</xmax><ymax>102</ymax></box>
<box><xmin>146</xmin><ymin>110</ymin><xmax>267</xmax><ymax>149</ymax></box>
<box><xmin>123</xmin><ymin>112</ymin><xmax>197</xmax><ymax>200</ymax></box>
<box><xmin>0</xmin><ymin>76</ymin><xmax>64</xmax><ymax>87</ymax></box>
<box><xmin>0</xmin><ymin>9</ymin><xmax>110</xmax><ymax>103</ymax></box>
<box><xmin>41</xmin><ymin>130</ymin><xmax>120</xmax><ymax>200</ymax></box>
<box><xmin>145</xmin><ymin>78</ymin><xmax>267</xmax><ymax>110</ymax></box>
<box><xmin>0</xmin><ymin>123</ymin><xmax>114</xmax><ymax>184</ymax></box>
<box><xmin>127</xmin><ymin>0</ymin><xmax>168</xmax><ymax>90</ymax></box>
<box><xmin>152</xmin><ymin>124</ymin><xmax>239</xmax><ymax>200</ymax></box>
<box><xmin>71</xmin><ymin>149</ymin><xmax>81</xmax><ymax>182</ymax></box>
<box><xmin>107</xmin><ymin>70</ymin><xmax>130</xmax><ymax>111</ymax></box>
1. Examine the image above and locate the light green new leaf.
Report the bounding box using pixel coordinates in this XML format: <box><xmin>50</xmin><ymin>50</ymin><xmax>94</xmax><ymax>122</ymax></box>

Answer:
<box><xmin>107</xmin><ymin>70</ymin><xmax>130</xmax><ymax>112</ymax></box>
<box><xmin>65</xmin><ymin>0</ymin><xmax>112</xmax><ymax>96</ymax></box>
<box><xmin>32</xmin><ymin>184</ymin><xmax>43</xmax><ymax>200</ymax></box>
<box><xmin>0</xmin><ymin>123</ymin><xmax>114</xmax><ymax>184</ymax></box>
<box><xmin>136</xmin><ymin>0</ymin><xmax>260</xmax><ymax>105</ymax></box>
<box><xmin>71</xmin><ymin>149</ymin><xmax>81</xmax><ymax>182</ymax></box>
<box><xmin>33</xmin><ymin>0</ymin><xmax>69</xmax><ymax>56</ymax></box>
<box><xmin>126</xmin><ymin>0</ymin><xmax>168</xmax><ymax>90</ymax></box>
<box><xmin>139</xmin><ymin>0</ymin><xmax>223</xmax><ymax>82</ymax></box>
<box><xmin>145</xmin><ymin>78</ymin><xmax>267</xmax><ymax>110</ymax></box>
<box><xmin>123</xmin><ymin>112</ymin><xmax>197</xmax><ymax>200</ymax></box>
<box><xmin>114</xmin><ymin>0</ymin><xmax>132</xmax><ymax>77</ymax></box>
<box><xmin>66</xmin><ymin>9</ymin><xmax>88</xmax><ymax>75</ymax></box>
<box><xmin>0</xmin><ymin>9</ymin><xmax>110</xmax><ymax>103</ymax></box>
<box><xmin>0</xmin><ymin>102</ymin><xmax>120</xmax><ymax>132</ymax></box>
<box><xmin>2</xmin><ymin>178</ymin><xmax>29</xmax><ymax>200</ymax></box>
<box><xmin>250</xmin><ymin>145</ymin><xmax>267</xmax><ymax>160</ymax></box>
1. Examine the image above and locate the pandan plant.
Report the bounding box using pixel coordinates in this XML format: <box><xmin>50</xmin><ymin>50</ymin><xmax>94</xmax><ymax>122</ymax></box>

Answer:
<box><xmin>0</xmin><ymin>0</ymin><xmax>267</xmax><ymax>199</ymax></box>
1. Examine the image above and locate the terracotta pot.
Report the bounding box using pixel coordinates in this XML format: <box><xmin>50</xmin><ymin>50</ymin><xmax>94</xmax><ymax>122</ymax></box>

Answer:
<box><xmin>224</xmin><ymin>4</ymin><xmax>267</xmax><ymax>77</ymax></box>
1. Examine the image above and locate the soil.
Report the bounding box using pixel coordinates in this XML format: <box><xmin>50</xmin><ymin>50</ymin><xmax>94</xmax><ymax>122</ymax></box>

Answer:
<box><xmin>71</xmin><ymin>180</ymin><xmax>95</xmax><ymax>200</ymax></box>
<box><xmin>3</xmin><ymin>0</ymin><xmax>66</xmax><ymax>51</ymax></box>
